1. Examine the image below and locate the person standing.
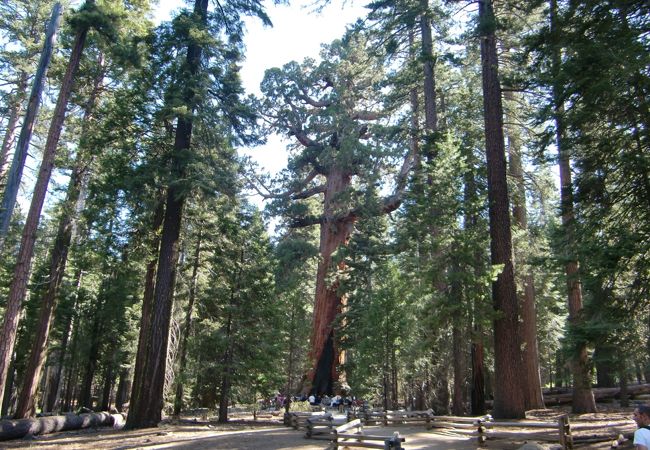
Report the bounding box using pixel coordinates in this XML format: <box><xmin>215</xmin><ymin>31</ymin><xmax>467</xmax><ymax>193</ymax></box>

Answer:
<box><xmin>633</xmin><ymin>405</ymin><xmax>650</xmax><ymax>450</ymax></box>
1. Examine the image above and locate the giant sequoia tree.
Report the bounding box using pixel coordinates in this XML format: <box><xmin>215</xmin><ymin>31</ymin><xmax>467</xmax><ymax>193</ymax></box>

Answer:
<box><xmin>258</xmin><ymin>34</ymin><xmax>415</xmax><ymax>395</ymax></box>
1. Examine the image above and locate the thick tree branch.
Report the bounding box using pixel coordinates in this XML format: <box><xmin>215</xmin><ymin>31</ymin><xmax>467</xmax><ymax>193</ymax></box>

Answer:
<box><xmin>291</xmin><ymin>184</ymin><xmax>326</xmax><ymax>200</ymax></box>
<box><xmin>299</xmin><ymin>85</ymin><xmax>332</xmax><ymax>107</ymax></box>
<box><xmin>289</xmin><ymin>215</ymin><xmax>324</xmax><ymax>228</ymax></box>
<box><xmin>380</xmin><ymin>138</ymin><xmax>417</xmax><ymax>214</ymax></box>
<box><xmin>352</xmin><ymin>111</ymin><xmax>381</xmax><ymax>121</ymax></box>
<box><xmin>246</xmin><ymin>168</ymin><xmax>320</xmax><ymax>200</ymax></box>
<box><xmin>299</xmin><ymin>94</ymin><xmax>332</xmax><ymax>108</ymax></box>
<box><xmin>289</xmin><ymin>126</ymin><xmax>323</xmax><ymax>149</ymax></box>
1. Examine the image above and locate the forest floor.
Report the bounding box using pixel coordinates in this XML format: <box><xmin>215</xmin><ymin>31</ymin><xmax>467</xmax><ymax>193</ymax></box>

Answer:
<box><xmin>0</xmin><ymin>405</ymin><xmax>640</xmax><ymax>450</ymax></box>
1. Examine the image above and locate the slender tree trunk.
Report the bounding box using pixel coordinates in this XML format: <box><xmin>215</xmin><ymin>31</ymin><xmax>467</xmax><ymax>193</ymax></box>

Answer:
<box><xmin>0</xmin><ymin>9</ymin><xmax>87</xmax><ymax>409</ymax></box>
<box><xmin>308</xmin><ymin>168</ymin><xmax>355</xmax><ymax>395</ymax></box>
<box><xmin>594</xmin><ymin>343</ymin><xmax>616</xmax><ymax>387</ymax></box>
<box><xmin>1</xmin><ymin>353</ymin><xmax>16</xmax><ymax>416</ymax></box>
<box><xmin>419</xmin><ymin>0</ymin><xmax>437</xmax><ymax>134</ymax></box>
<box><xmin>0</xmin><ymin>3</ymin><xmax>62</xmax><ymax>243</ymax></box>
<box><xmin>13</xmin><ymin>55</ymin><xmax>102</xmax><ymax>419</ymax></box>
<box><xmin>218</xmin><ymin>284</ymin><xmax>237</xmax><ymax>424</ymax></box>
<box><xmin>470</xmin><ymin>333</ymin><xmax>486</xmax><ymax>415</ymax></box>
<box><xmin>173</xmin><ymin>229</ymin><xmax>202</xmax><ymax>416</ymax></box>
<box><xmin>462</xmin><ymin>111</ymin><xmax>486</xmax><ymax>417</ymax></box>
<box><xmin>452</xmin><ymin>318</ymin><xmax>464</xmax><ymax>415</ymax></box>
<box><xmin>549</xmin><ymin>0</ymin><xmax>596</xmax><ymax>414</ymax></box>
<box><xmin>0</xmin><ymin>72</ymin><xmax>28</xmax><ymax>181</ymax></box>
<box><xmin>78</xmin><ymin>296</ymin><xmax>105</xmax><ymax>409</ymax></box>
<box><xmin>218</xmin><ymin>359</ymin><xmax>232</xmax><ymax>423</ymax></box>
<box><xmin>478</xmin><ymin>0</ymin><xmax>526</xmax><ymax>419</ymax></box>
<box><xmin>100</xmin><ymin>351</ymin><xmax>115</xmax><ymax>411</ymax></box>
<box><xmin>53</xmin><ymin>267</ymin><xmax>83</xmax><ymax>413</ymax></box>
<box><xmin>284</xmin><ymin>302</ymin><xmax>297</xmax><ymax>414</ymax></box>
<box><xmin>126</xmin><ymin>0</ymin><xmax>208</xmax><ymax>429</ymax></box>
<box><xmin>504</xmin><ymin>90</ymin><xmax>545</xmax><ymax>410</ymax></box>
<box><xmin>114</xmin><ymin>368</ymin><xmax>130</xmax><ymax>412</ymax></box>
<box><xmin>643</xmin><ymin>311</ymin><xmax>650</xmax><ymax>383</ymax></box>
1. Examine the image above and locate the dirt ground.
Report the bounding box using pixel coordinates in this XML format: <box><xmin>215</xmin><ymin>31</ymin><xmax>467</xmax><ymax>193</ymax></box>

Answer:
<box><xmin>0</xmin><ymin>408</ymin><xmax>639</xmax><ymax>450</ymax></box>
<box><xmin>0</xmin><ymin>422</ymin><xmax>480</xmax><ymax>450</ymax></box>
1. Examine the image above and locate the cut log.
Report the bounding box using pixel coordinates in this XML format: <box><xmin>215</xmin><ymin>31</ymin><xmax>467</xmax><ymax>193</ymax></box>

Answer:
<box><xmin>0</xmin><ymin>412</ymin><xmax>123</xmax><ymax>441</ymax></box>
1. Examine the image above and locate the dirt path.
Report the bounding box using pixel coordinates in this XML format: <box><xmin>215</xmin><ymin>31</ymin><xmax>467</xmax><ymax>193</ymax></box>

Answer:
<box><xmin>0</xmin><ymin>422</ymin><xmax>479</xmax><ymax>449</ymax></box>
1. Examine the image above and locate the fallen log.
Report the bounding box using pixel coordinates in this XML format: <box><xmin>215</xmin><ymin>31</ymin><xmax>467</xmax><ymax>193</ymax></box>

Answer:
<box><xmin>0</xmin><ymin>412</ymin><xmax>124</xmax><ymax>441</ymax></box>
<box><xmin>544</xmin><ymin>383</ymin><xmax>650</xmax><ymax>406</ymax></box>
<box><xmin>544</xmin><ymin>384</ymin><xmax>650</xmax><ymax>405</ymax></box>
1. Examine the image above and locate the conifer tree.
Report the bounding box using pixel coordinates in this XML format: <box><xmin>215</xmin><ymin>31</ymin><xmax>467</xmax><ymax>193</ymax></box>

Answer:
<box><xmin>0</xmin><ymin>0</ymin><xmax>95</xmax><ymax>410</ymax></box>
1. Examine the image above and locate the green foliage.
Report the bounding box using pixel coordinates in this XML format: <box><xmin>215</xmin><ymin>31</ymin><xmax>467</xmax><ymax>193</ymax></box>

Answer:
<box><xmin>187</xmin><ymin>197</ymin><xmax>283</xmax><ymax>408</ymax></box>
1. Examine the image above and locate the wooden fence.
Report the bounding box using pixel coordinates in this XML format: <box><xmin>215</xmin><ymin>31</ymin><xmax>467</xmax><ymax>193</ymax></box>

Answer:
<box><xmin>288</xmin><ymin>409</ymin><xmax>636</xmax><ymax>449</ymax></box>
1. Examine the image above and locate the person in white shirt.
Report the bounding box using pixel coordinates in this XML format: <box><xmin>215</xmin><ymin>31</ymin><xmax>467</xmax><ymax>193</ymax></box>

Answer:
<box><xmin>633</xmin><ymin>405</ymin><xmax>650</xmax><ymax>450</ymax></box>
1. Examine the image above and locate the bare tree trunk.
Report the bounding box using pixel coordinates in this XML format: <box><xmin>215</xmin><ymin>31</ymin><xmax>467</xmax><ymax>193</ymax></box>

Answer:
<box><xmin>62</xmin><ymin>298</ymin><xmax>82</xmax><ymax>412</ymax></box>
<box><xmin>114</xmin><ymin>369</ymin><xmax>130</xmax><ymax>412</ymax></box>
<box><xmin>419</xmin><ymin>0</ymin><xmax>437</xmax><ymax>134</ymax></box>
<box><xmin>645</xmin><ymin>314</ymin><xmax>650</xmax><ymax>383</ymax></box>
<box><xmin>478</xmin><ymin>0</ymin><xmax>526</xmax><ymax>419</ymax></box>
<box><xmin>470</xmin><ymin>333</ymin><xmax>486</xmax><ymax>415</ymax></box>
<box><xmin>173</xmin><ymin>229</ymin><xmax>202</xmax><ymax>415</ymax></box>
<box><xmin>126</xmin><ymin>0</ymin><xmax>208</xmax><ymax>429</ymax></box>
<box><xmin>99</xmin><ymin>350</ymin><xmax>115</xmax><ymax>412</ymax></box>
<box><xmin>549</xmin><ymin>0</ymin><xmax>596</xmax><ymax>414</ymax></box>
<box><xmin>0</xmin><ymin>3</ymin><xmax>62</xmax><ymax>244</ymax></box>
<box><xmin>54</xmin><ymin>267</ymin><xmax>83</xmax><ymax>413</ymax></box>
<box><xmin>0</xmin><ymin>7</ymin><xmax>87</xmax><ymax>410</ymax></box>
<box><xmin>1</xmin><ymin>353</ymin><xmax>16</xmax><ymax>417</ymax></box>
<box><xmin>284</xmin><ymin>302</ymin><xmax>297</xmax><ymax>414</ymax></box>
<box><xmin>78</xmin><ymin>296</ymin><xmax>104</xmax><ymax>410</ymax></box>
<box><xmin>218</xmin><ymin>283</ymin><xmax>237</xmax><ymax>424</ymax></box>
<box><xmin>452</xmin><ymin>319</ymin><xmax>464</xmax><ymax>415</ymax></box>
<box><xmin>0</xmin><ymin>72</ymin><xmax>28</xmax><ymax>181</ymax></box>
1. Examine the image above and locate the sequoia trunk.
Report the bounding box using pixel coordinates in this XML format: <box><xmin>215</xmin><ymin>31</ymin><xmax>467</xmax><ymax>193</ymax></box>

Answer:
<box><xmin>308</xmin><ymin>168</ymin><xmax>355</xmax><ymax>395</ymax></box>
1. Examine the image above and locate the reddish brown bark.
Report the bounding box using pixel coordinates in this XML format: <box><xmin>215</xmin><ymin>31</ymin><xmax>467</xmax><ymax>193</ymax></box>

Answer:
<box><xmin>128</xmin><ymin>196</ymin><xmax>165</xmax><ymax>420</ymax></box>
<box><xmin>0</xmin><ymin>10</ymin><xmax>87</xmax><ymax>410</ymax></box>
<box><xmin>479</xmin><ymin>0</ymin><xmax>526</xmax><ymax>419</ymax></box>
<box><xmin>307</xmin><ymin>169</ymin><xmax>355</xmax><ymax>395</ymax></box>
<box><xmin>13</xmin><ymin>52</ymin><xmax>103</xmax><ymax>420</ymax></box>
<box><xmin>505</xmin><ymin>90</ymin><xmax>545</xmax><ymax>410</ymax></box>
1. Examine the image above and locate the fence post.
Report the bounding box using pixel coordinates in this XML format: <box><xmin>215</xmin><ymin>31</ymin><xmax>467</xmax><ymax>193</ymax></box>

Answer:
<box><xmin>558</xmin><ymin>414</ymin><xmax>573</xmax><ymax>449</ymax></box>
<box><xmin>477</xmin><ymin>419</ymin><xmax>487</xmax><ymax>447</ymax></box>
